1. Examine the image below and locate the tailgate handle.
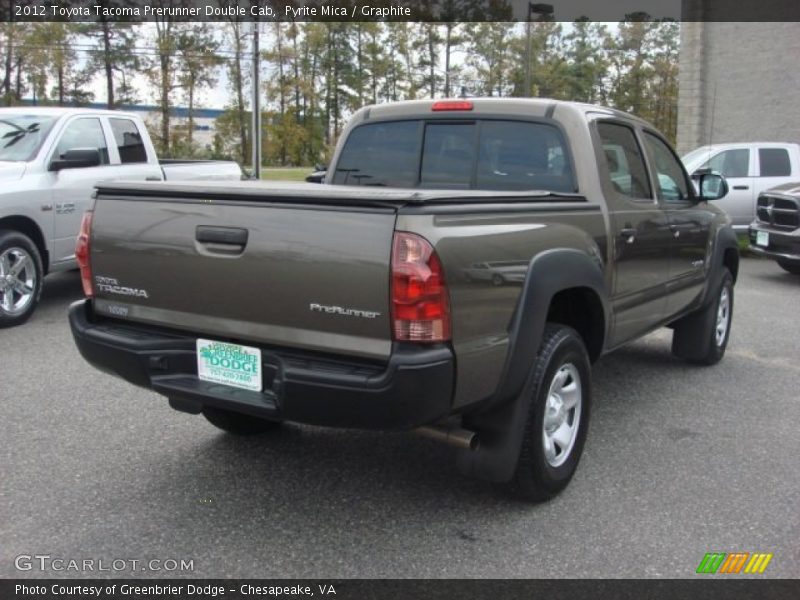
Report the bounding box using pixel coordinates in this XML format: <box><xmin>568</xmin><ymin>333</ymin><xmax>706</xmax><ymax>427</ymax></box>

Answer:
<box><xmin>196</xmin><ymin>226</ymin><xmax>248</xmax><ymax>246</ymax></box>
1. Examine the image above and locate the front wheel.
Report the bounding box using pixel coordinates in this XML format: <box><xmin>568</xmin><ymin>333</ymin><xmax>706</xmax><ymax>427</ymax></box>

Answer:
<box><xmin>0</xmin><ymin>230</ymin><xmax>44</xmax><ymax>328</ymax></box>
<box><xmin>202</xmin><ymin>406</ymin><xmax>282</xmax><ymax>435</ymax></box>
<box><xmin>672</xmin><ymin>268</ymin><xmax>734</xmax><ymax>366</ymax></box>
<box><xmin>513</xmin><ymin>324</ymin><xmax>592</xmax><ymax>502</ymax></box>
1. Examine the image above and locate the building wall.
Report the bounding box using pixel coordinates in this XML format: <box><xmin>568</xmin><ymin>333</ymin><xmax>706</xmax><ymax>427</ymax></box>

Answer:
<box><xmin>676</xmin><ymin>22</ymin><xmax>800</xmax><ymax>155</ymax></box>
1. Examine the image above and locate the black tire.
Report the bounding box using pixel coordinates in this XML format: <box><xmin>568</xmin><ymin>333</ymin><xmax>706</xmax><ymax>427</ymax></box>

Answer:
<box><xmin>202</xmin><ymin>406</ymin><xmax>282</xmax><ymax>435</ymax></box>
<box><xmin>512</xmin><ymin>324</ymin><xmax>592</xmax><ymax>502</ymax></box>
<box><xmin>0</xmin><ymin>230</ymin><xmax>44</xmax><ymax>328</ymax></box>
<box><xmin>777</xmin><ymin>260</ymin><xmax>800</xmax><ymax>275</ymax></box>
<box><xmin>672</xmin><ymin>268</ymin><xmax>734</xmax><ymax>366</ymax></box>
<box><xmin>492</xmin><ymin>274</ymin><xmax>505</xmax><ymax>286</ymax></box>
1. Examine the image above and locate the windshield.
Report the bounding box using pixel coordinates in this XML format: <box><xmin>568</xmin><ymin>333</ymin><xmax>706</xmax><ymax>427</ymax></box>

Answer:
<box><xmin>0</xmin><ymin>114</ymin><xmax>57</xmax><ymax>162</ymax></box>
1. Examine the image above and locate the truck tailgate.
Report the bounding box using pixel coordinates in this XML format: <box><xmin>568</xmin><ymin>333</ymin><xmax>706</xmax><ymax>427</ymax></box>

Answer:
<box><xmin>90</xmin><ymin>195</ymin><xmax>396</xmax><ymax>360</ymax></box>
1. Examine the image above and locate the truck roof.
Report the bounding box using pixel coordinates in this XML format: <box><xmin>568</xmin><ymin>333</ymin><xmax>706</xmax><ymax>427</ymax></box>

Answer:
<box><xmin>0</xmin><ymin>106</ymin><xmax>140</xmax><ymax>119</ymax></box>
<box><xmin>355</xmin><ymin>97</ymin><xmax>650</xmax><ymax>127</ymax></box>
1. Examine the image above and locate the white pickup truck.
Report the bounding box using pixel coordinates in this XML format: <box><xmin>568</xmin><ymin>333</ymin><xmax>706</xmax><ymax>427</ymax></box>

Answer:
<box><xmin>682</xmin><ymin>142</ymin><xmax>800</xmax><ymax>232</ymax></box>
<box><xmin>0</xmin><ymin>107</ymin><xmax>243</xmax><ymax>326</ymax></box>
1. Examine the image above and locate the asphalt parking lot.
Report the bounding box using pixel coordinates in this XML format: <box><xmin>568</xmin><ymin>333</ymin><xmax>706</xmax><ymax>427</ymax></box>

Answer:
<box><xmin>2</xmin><ymin>257</ymin><xmax>798</xmax><ymax>579</ymax></box>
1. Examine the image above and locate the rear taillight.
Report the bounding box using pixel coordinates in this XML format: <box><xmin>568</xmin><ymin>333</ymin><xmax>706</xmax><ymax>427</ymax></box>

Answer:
<box><xmin>75</xmin><ymin>211</ymin><xmax>93</xmax><ymax>298</ymax></box>
<box><xmin>391</xmin><ymin>232</ymin><xmax>451</xmax><ymax>342</ymax></box>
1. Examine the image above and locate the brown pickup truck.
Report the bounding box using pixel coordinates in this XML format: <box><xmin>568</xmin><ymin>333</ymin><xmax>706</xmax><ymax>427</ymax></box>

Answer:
<box><xmin>68</xmin><ymin>99</ymin><xmax>739</xmax><ymax>501</ymax></box>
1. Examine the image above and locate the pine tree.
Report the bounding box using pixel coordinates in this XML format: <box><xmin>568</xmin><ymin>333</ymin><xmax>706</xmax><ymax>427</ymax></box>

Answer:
<box><xmin>648</xmin><ymin>20</ymin><xmax>680</xmax><ymax>142</ymax></box>
<box><xmin>383</xmin><ymin>22</ymin><xmax>418</xmax><ymax>100</ymax></box>
<box><xmin>176</xmin><ymin>23</ymin><xmax>222</xmax><ymax>153</ymax></box>
<box><xmin>609</xmin><ymin>14</ymin><xmax>658</xmax><ymax>118</ymax></box>
<box><xmin>144</xmin><ymin>9</ymin><xmax>178</xmax><ymax>154</ymax></box>
<box><xmin>511</xmin><ymin>20</ymin><xmax>568</xmax><ymax>98</ymax></box>
<box><xmin>463</xmin><ymin>23</ymin><xmax>515</xmax><ymax>97</ymax></box>
<box><xmin>81</xmin><ymin>2</ymin><xmax>138</xmax><ymax>109</ymax></box>
<box><xmin>221</xmin><ymin>15</ymin><xmax>250</xmax><ymax>165</ymax></box>
<box><xmin>564</xmin><ymin>19</ymin><xmax>609</xmax><ymax>104</ymax></box>
<box><xmin>415</xmin><ymin>24</ymin><xmax>443</xmax><ymax>98</ymax></box>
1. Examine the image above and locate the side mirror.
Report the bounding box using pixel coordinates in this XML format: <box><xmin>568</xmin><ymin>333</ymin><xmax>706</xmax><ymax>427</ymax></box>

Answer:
<box><xmin>50</xmin><ymin>148</ymin><xmax>101</xmax><ymax>171</ymax></box>
<box><xmin>692</xmin><ymin>169</ymin><xmax>728</xmax><ymax>201</ymax></box>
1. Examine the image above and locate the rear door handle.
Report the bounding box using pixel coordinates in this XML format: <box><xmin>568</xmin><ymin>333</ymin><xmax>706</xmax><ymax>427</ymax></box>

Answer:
<box><xmin>732</xmin><ymin>185</ymin><xmax>749</xmax><ymax>190</ymax></box>
<box><xmin>196</xmin><ymin>227</ymin><xmax>248</xmax><ymax>252</ymax></box>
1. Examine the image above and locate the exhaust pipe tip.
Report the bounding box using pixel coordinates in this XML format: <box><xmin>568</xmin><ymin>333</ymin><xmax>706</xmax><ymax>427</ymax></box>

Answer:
<box><xmin>416</xmin><ymin>425</ymin><xmax>478</xmax><ymax>451</ymax></box>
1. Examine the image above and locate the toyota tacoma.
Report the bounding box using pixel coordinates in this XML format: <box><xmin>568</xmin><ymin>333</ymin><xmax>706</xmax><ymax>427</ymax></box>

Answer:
<box><xmin>68</xmin><ymin>99</ymin><xmax>739</xmax><ymax>500</ymax></box>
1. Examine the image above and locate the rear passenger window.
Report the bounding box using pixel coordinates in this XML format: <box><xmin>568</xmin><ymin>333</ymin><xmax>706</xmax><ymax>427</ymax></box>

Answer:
<box><xmin>759</xmin><ymin>148</ymin><xmax>791</xmax><ymax>177</ymax></box>
<box><xmin>110</xmin><ymin>118</ymin><xmax>147</xmax><ymax>163</ymax></box>
<box><xmin>597</xmin><ymin>122</ymin><xmax>651</xmax><ymax>199</ymax></box>
<box><xmin>476</xmin><ymin>121</ymin><xmax>575</xmax><ymax>192</ymax></box>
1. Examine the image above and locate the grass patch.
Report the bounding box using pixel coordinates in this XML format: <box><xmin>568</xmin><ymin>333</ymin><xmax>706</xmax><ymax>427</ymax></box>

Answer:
<box><xmin>260</xmin><ymin>167</ymin><xmax>312</xmax><ymax>182</ymax></box>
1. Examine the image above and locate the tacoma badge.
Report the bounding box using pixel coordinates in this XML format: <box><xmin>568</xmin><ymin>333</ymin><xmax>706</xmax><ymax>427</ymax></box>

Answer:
<box><xmin>94</xmin><ymin>276</ymin><xmax>149</xmax><ymax>299</ymax></box>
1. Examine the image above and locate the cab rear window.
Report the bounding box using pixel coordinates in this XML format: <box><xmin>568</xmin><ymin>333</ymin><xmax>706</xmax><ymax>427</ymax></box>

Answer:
<box><xmin>331</xmin><ymin>119</ymin><xmax>576</xmax><ymax>192</ymax></box>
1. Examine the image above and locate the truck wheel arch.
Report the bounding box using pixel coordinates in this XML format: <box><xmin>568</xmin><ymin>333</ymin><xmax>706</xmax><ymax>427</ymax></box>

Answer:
<box><xmin>546</xmin><ymin>287</ymin><xmax>605</xmax><ymax>364</ymax></box>
<box><xmin>697</xmin><ymin>225</ymin><xmax>738</xmax><ymax>308</ymax></box>
<box><xmin>458</xmin><ymin>248</ymin><xmax>609</xmax><ymax>483</ymax></box>
<box><xmin>500</xmin><ymin>248</ymin><xmax>609</xmax><ymax>397</ymax></box>
<box><xmin>723</xmin><ymin>246</ymin><xmax>739</xmax><ymax>283</ymax></box>
<box><xmin>0</xmin><ymin>216</ymin><xmax>49</xmax><ymax>274</ymax></box>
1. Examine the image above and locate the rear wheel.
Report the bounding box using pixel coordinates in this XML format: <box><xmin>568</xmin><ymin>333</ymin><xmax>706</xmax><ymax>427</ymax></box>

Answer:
<box><xmin>0</xmin><ymin>230</ymin><xmax>44</xmax><ymax>328</ymax></box>
<box><xmin>202</xmin><ymin>406</ymin><xmax>282</xmax><ymax>435</ymax></box>
<box><xmin>777</xmin><ymin>259</ymin><xmax>800</xmax><ymax>275</ymax></box>
<box><xmin>513</xmin><ymin>324</ymin><xmax>592</xmax><ymax>502</ymax></box>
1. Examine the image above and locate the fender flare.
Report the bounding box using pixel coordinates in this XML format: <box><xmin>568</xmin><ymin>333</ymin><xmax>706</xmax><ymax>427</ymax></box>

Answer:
<box><xmin>458</xmin><ymin>248</ymin><xmax>610</xmax><ymax>483</ymax></box>
<box><xmin>707</xmin><ymin>225</ymin><xmax>739</xmax><ymax>290</ymax></box>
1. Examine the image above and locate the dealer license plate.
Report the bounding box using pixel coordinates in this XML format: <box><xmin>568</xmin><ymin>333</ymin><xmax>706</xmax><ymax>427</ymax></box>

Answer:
<box><xmin>196</xmin><ymin>339</ymin><xmax>262</xmax><ymax>392</ymax></box>
<box><xmin>756</xmin><ymin>231</ymin><xmax>769</xmax><ymax>247</ymax></box>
